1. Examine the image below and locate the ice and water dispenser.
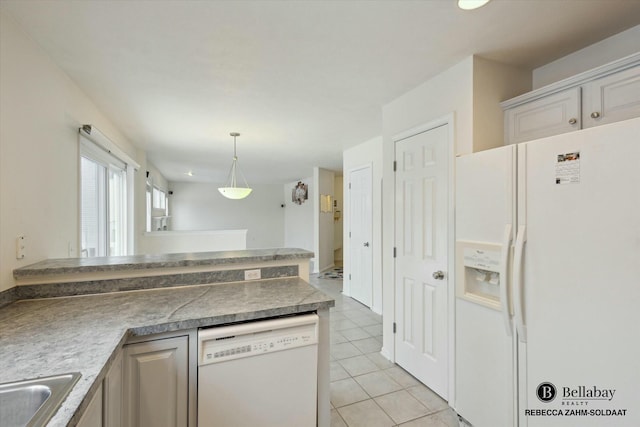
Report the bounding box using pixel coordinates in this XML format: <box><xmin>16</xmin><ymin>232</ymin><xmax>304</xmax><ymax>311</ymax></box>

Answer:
<box><xmin>455</xmin><ymin>241</ymin><xmax>505</xmax><ymax>310</ymax></box>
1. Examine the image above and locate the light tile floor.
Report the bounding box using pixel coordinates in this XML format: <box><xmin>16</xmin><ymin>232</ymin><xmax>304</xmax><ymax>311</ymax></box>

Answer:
<box><xmin>309</xmin><ymin>274</ymin><xmax>461</xmax><ymax>427</ymax></box>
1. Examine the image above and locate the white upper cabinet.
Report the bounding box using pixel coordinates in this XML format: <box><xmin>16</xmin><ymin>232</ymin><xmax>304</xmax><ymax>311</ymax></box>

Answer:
<box><xmin>505</xmin><ymin>87</ymin><xmax>581</xmax><ymax>144</ymax></box>
<box><xmin>582</xmin><ymin>66</ymin><xmax>640</xmax><ymax>128</ymax></box>
<box><xmin>502</xmin><ymin>53</ymin><xmax>640</xmax><ymax>144</ymax></box>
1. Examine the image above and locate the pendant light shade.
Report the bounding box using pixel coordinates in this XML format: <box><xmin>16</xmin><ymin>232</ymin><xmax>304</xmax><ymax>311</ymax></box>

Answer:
<box><xmin>458</xmin><ymin>0</ymin><xmax>491</xmax><ymax>10</ymax></box>
<box><xmin>218</xmin><ymin>186</ymin><xmax>252</xmax><ymax>199</ymax></box>
<box><xmin>218</xmin><ymin>132</ymin><xmax>252</xmax><ymax>199</ymax></box>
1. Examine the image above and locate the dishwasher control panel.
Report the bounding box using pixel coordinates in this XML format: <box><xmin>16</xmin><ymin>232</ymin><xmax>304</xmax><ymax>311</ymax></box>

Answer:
<box><xmin>198</xmin><ymin>314</ymin><xmax>319</xmax><ymax>365</ymax></box>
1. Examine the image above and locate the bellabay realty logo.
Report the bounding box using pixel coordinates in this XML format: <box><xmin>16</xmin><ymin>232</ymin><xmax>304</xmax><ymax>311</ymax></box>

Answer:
<box><xmin>537</xmin><ymin>382</ymin><xmax>557</xmax><ymax>402</ymax></box>
<box><xmin>525</xmin><ymin>382</ymin><xmax>627</xmax><ymax>419</ymax></box>
<box><xmin>536</xmin><ymin>382</ymin><xmax>616</xmax><ymax>404</ymax></box>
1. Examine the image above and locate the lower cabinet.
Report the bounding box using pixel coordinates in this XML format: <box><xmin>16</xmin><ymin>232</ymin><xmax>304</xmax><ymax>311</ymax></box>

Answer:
<box><xmin>76</xmin><ymin>331</ymin><xmax>193</xmax><ymax>427</ymax></box>
<box><xmin>77</xmin><ymin>351</ymin><xmax>122</xmax><ymax>427</ymax></box>
<box><xmin>77</xmin><ymin>383</ymin><xmax>103</xmax><ymax>427</ymax></box>
<box><xmin>103</xmin><ymin>350</ymin><xmax>123</xmax><ymax>427</ymax></box>
<box><xmin>122</xmin><ymin>335</ymin><xmax>189</xmax><ymax>427</ymax></box>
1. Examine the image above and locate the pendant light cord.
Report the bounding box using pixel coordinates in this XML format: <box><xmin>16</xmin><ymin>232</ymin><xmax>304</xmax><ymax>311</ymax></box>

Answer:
<box><xmin>233</xmin><ymin>134</ymin><xmax>237</xmax><ymax>159</ymax></box>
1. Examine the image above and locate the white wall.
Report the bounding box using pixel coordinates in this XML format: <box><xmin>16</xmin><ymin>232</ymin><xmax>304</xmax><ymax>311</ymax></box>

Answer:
<box><xmin>473</xmin><ymin>57</ymin><xmax>532</xmax><ymax>152</ymax></box>
<box><xmin>138</xmin><ymin>230</ymin><xmax>247</xmax><ymax>254</ymax></box>
<box><xmin>533</xmin><ymin>25</ymin><xmax>640</xmax><ymax>89</ymax></box>
<box><xmin>343</xmin><ymin>136</ymin><xmax>383</xmax><ymax>314</ymax></box>
<box><xmin>382</xmin><ymin>58</ymin><xmax>474</xmax><ymax>359</ymax></box>
<box><xmin>147</xmin><ymin>161</ymin><xmax>169</xmax><ymax>192</ymax></box>
<box><xmin>168</xmin><ymin>182</ymin><xmax>285</xmax><ymax>249</ymax></box>
<box><xmin>283</xmin><ymin>171</ymin><xmax>337</xmax><ymax>274</ymax></box>
<box><xmin>0</xmin><ymin>12</ymin><xmax>139</xmax><ymax>292</ymax></box>
<box><xmin>381</xmin><ymin>56</ymin><xmax>530</xmax><ymax>360</ymax></box>
<box><xmin>384</xmin><ymin>57</ymin><xmax>474</xmax><ymax>157</ymax></box>
<box><xmin>314</xmin><ymin>167</ymin><xmax>335</xmax><ymax>273</ymax></box>
<box><xmin>284</xmin><ymin>177</ymin><xmax>315</xmax><ymax>268</ymax></box>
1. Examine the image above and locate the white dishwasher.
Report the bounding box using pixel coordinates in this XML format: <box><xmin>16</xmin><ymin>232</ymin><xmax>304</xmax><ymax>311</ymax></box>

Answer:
<box><xmin>197</xmin><ymin>313</ymin><xmax>318</xmax><ymax>427</ymax></box>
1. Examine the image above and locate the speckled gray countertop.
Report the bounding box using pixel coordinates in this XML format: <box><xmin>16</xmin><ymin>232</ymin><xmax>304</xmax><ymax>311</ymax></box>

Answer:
<box><xmin>0</xmin><ymin>277</ymin><xmax>333</xmax><ymax>426</ymax></box>
<box><xmin>13</xmin><ymin>248</ymin><xmax>313</xmax><ymax>279</ymax></box>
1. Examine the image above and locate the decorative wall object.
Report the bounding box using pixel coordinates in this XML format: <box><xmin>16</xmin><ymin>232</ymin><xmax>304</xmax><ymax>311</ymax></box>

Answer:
<box><xmin>292</xmin><ymin>181</ymin><xmax>308</xmax><ymax>205</ymax></box>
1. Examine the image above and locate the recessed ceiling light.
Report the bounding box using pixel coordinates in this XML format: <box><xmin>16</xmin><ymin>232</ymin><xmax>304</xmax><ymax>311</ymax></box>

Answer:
<box><xmin>458</xmin><ymin>0</ymin><xmax>491</xmax><ymax>10</ymax></box>
<box><xmin>185</xmin><ymin>171</ymin><xmax>194</xmax><ymax>177</ymax></box>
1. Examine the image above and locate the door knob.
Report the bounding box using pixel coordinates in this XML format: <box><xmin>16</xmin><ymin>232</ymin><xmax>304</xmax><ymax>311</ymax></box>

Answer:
<box><xmin>568</xmin><ymin>118</ymin><xmax>577</xmax><ymax>125</ymax></box>
<box><xmin>363</xmin><ymin>242</ymin><xmax>370</xmax><ymax>247</ymax></box>
<box><xmin>590</xmin><ymin>112</ymin><xmax>601</xmax><ymax>119</ymax></box>
<box><xmin>432</xmin><ymin>270</ymin><xmax>445</xmax><ymax>280</ymax></box>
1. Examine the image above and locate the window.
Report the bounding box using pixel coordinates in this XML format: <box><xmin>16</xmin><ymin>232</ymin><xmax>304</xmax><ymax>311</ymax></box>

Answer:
<box><xmin>152</xmin><ymin>186</ymin><xmax>167</xmax><ymax>212</ymax></box>
<box><xmin>80</xmin><ymin>133</ymin><xmax>133</xmax><ymax>257</ymax></box>
<box><xmin>145</xmin><ymin>174</ymin><xmax>170</xmax><ymax>232</ymax></box>
<box><xmin>146</xmin><ymin>181</ymin><xmax>152</xmax><ymax>232</ymax></box>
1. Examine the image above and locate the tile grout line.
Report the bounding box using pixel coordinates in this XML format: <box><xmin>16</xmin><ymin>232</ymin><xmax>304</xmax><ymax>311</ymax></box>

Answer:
<box><xmin>313</xmin><ymin>273</ymin><xmax>457</xmax><ymax>427</ymax></box>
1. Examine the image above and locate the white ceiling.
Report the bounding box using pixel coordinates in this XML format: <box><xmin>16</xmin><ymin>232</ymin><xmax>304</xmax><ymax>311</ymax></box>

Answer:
<box><xmin>2</xmin><ymin>0</ymin><xmax>639</xmax><ymax>184</ymax></box>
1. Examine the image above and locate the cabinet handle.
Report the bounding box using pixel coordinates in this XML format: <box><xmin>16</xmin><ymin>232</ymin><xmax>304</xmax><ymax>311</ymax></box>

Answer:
<box><xmin>590</xmin><ymin>112</ymin><xmax>601</xmax><ymax>119</ymax></box>
<box><xmin>568</xmin><ymin>118</ymin><xmax>577</xmax><ymax>125</ymax></box>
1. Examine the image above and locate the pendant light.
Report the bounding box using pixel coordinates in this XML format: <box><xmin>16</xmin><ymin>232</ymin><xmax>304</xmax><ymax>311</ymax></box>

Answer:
<box><xmin>458</xmin><ymin>0</ymin><xmax>491</xmax><ymax>10</ymax></box>
<box><xmin>218</xmin><ymin>132</ymin><xmax>252</xmax><ymax>199</ymax></box>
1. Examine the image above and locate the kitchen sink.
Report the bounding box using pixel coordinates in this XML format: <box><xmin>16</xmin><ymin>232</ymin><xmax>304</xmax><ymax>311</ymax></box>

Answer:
<box><xmin>0</xmin><ymin>372</ymin><xmax>81</xmax><ymax>427</ymax></box>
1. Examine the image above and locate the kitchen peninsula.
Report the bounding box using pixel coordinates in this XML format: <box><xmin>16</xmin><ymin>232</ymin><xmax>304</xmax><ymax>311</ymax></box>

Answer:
<box><xmin>1</xmin><ymin>248</ymin><xmax>333</xmax><ymax>426</ymax></box>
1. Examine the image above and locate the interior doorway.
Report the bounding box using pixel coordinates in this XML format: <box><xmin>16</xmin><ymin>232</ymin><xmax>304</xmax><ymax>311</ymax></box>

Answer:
<box><xmin>348</xmin><ymin>164</ymin><xmax>373</xmax><ymax>308</ymax></box>
<box><xmin>394</xmin><ymin>123</ymin><xmax>451</xmax><ymax>399</ymax></box>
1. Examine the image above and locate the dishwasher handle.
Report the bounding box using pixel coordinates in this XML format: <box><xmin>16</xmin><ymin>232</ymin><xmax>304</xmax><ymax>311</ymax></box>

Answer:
<box><xmin>198</xmin><ymin>313</ymin><xmax>318</xmax><ymax>341</ymax></box>
<box><xmin>198</xmin><ymin>314</ymin><xmax>319</xmax><ymax>365</ymax></box>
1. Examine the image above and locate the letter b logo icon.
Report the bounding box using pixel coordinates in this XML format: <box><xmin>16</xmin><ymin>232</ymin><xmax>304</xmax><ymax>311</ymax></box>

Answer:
<box><xmin>536</xmin><ymin>382</ymin><xmax>557</xmax><ymax>402</ymax></box>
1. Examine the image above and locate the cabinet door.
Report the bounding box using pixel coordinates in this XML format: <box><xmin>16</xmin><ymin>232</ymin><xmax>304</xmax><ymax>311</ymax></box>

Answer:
<box><xmin>583</xmin><ymin>66</ymin><xmax>640</xmax><ymax>128</ymax></box>
<box><xmin>123</xmin><ymin>336</ymin><xmax>188</xmax><ymax>427</ymax></box>
<box><xmin>103</xmin><ymin>350</ymin><xmax>123</xmax><ymax>427</ymax></box>
<box><xmin>504</xmin><ymin>87</ymin><xmax>581</xmax><ymax>144</ymax></box>
<box><xmin>77</xmin><ymin>383</ymin><xmax>103</xmax><ymax>427</ymax></box>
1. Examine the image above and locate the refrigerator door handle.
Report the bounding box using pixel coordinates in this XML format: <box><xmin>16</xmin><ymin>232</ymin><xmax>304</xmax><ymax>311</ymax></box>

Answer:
<box><xmin>500</xmin><ymin>224</ymin><xmax>513</xmax><ymax>336</ymax></box>
<box><xmin>513</xmin><ymin>225</ymin><xmax>527</xmax><ymax>342</ymax></box>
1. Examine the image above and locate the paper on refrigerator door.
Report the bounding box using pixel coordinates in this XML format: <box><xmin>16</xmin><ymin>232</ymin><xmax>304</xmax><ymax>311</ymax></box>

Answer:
<box><xmin>555</xmin><ymin>151</ymin><xmax>580</xmax><ymax>184</ymax></box>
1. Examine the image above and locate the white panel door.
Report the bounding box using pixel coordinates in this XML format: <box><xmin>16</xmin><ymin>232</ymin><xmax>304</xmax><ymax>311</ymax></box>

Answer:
<box><xmin>517</xmin><ymin>118</ymin><xmax>640</xmax><ymax>426</ymax></box>
<box><xmin>394</xmin><ymin>124</ymin><xmax>449</xmax><ymax>399</ymax></box>
<box><xmin>349</xmin><ymin>165</ymin><xmax>373</xmax><ymax>307</ymax></box>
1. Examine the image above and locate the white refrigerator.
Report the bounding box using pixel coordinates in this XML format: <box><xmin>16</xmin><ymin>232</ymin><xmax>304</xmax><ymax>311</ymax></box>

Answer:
<box><xmin>454</xmin><ymin>117</ymin><xmax>640</xmax><ymax>427</ymax></box>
